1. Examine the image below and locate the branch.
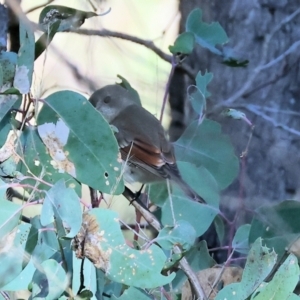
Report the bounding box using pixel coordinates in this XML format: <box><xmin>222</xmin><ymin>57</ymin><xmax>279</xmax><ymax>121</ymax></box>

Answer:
<box><xmin>122</xmin><ymin>187</ymin><xmax>206</xmax><ymax>299</ymax></box>
<box><xmin>73</xmin><ymin>28</ymin><xmax>196</xmax><ymax>79</ymax></box>
<box><xmin>244</xmin><ymin>105</ymin><xmax>300</xmax><ymax>137</ymax></box>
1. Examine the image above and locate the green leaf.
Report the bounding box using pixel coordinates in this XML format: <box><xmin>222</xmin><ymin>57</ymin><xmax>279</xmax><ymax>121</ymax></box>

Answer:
<box><xmin>187</xmin><ymin>85</ymin><xmax>205</xmax><ymax>116</ymax></box>
<box><xmin>232</xmin><ymin>224</ymin><xmax>250</xmax><ymax>254</ymax></box>
<box><xmin>175</xmin><ymin>119</ymin><xmax>239</xmax><ymax>189</ymax></box>
<box><xmin>0</xmin><ymin>222</ymin><xmax>32</xmax><ymax>288</ymax></box>
<box><xmin>195</xmin><ymin>70</ymin><xmax>213</xmax><ymax>98</ymax></box>
<box><xmin>158</xmin><ymin>194</ymin><xmax>218</xmax><ymax>236</ymax></box>
<box><xmin>214</xmin><ymin>214</ymin><xmax>225</xmax><ymax>244</ymax></box>
<box><xmin>0</xmin><ymin>63</ymin><xmax>3</xmax><ymax>88</ymax></box>
<box><xmin>252</xmin><ymin>254</ymin><xmax>299</xmax><ymax>300</ymax></box>
<box><xmin>177</xmin><ymin>161</ymin><xmax>220</xmax><ymax>206</ymax></box>
<box><xmin>41</xmin><ymin>179</ymin><xmax>82</xmax><ymax>238</ymax></box>
<box><xmin>72</xmin><ymin>253</ymin><xmax>97</xmax><ymax>298</ymax></box>
<box><xmin>111</xmin><ymin>287</ymin><xmax>152</xmax><ymax>300</ymax></box>
<box><xmin>117</xmin><ymin>75</ymin><xmax>141</xmax><ymax>106</ymax></box>
<box><xmin>169</xmin><ymin>32</ymin><xmax>195</xmax><ymax>55</ymax></box>
<box><xmin>186</xmin><ymin>8</ymin><xmax>228</xmax><ymax>55</ymax></box>
<box><xmin>39</xmin><ymin>5</ymin><xmax>101</xmax><ymax>32</ymax></box>
<box><xmin>37</xmin><ymin>90</ymin><xmax>124</xmax><ymax>194</ymax></box>
<box><xmin>16</xmin><ymin>126</ymin><xmax>81</xmax><ymax>196</ymax></box>
<box><xmin>31</xmin><ymin>259</ymin><xmax>68</xmax><ymax>300</ymax></box>
<box><xmin>156</xmin><ymin>220</ymin><xmax>197</xmax><ymax>251</ymax></box>
<box><xmin>31</xmin><ymin>216</ymin><xmax>60</xmax><ymax>265</ymax></box>
<box><xmin>147</xmin><ymin>182</ymin><xmax>168</xmax><ymax>206</ymax></box>
<box><xmin>249</xmin><ymin>200</ymin><xmax>300</xmax><ymax>260</ymax></box>
<box><xmin>13</xmin><ymin>19</ymin><xmax>35</xmax><ymax>94</ymax></box>
<box><xmin>0</xmin><ymin>51</ymin><xmax>17</xmax><ymax>89</ymax></box>
<box><xmin>35</xmin><ymin>21</ymin><xmax>60</xmax><ymax>60</ymax></box>
<box><xmin>216</xmin><ymin>238</ymin><xmax>277</xmax><ymax>300</ymax></box>
<box><xmin>85</xmin><ymin>209</ymin><xmax>175</xmax><ymax>288</ymax></box>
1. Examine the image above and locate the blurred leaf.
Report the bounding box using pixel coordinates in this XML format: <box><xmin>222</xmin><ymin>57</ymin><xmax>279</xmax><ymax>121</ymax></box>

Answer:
<box><xmin>31</xmin><ymin>259</ymin><xmax>68</xmax><ymax>300</ymax></box>
<box><xmin>232</xmin><ymin>224</ymin><xmax>250</xmax><ymax>254</ymax></box>
<box><xmin>156</xmin><ymin>220</ymin><xmax>196</xmax><ymax>251</ymax></box>
<box><xmin>0</xmin><ymin>64</ymin><xmax>3</xmax><ymax>88</ymax></box>
<box><xmin>41</xmin><ymin>179</ymin><xmax>82</xmax><ymax>238</ymax></box>
<box><xmin>249</xmin><ymin>200</ymin><xmax>300</xmax><ymax>259</ymax></box>
<box><xmin>215</xmin><ymin>238</ymin><xmax>277</xmax><ymax>300</ymax></box>
<box><xmin>37</xmin><ymin>90</ymin><xmax>123</xmax><ymax>194</ymax></box>
<box><xmin>0</xmin><ymin>52</ymin><xmax>17</xmax><ymax>90</ymax></box>
<box><xmin>16</xmin><ymin>126</ymin><xmax>81</xmax><ymax>196</ymax></box>
<box><xmin>117</xmin><ymin>75</ymin><xmax>141</xmax><ymax>106</ymax></box>
<box><xmin>158</xmin><ymin>194</ymin><xmax>218</xmax><ymax>237</ymax></box>
<box><xmin>39</xmin><ymin>5</ymin><xmax>103</xmax><ymax>32</ymax></box>
<box><xmin>1</xmin><ymin>259</ymin><xmax>36</xmax><ymax>291</ymax></box>
<box><xmin>222</xmin><ymin>108</ymin><xmax>246</xmax><ymax>120</ymax></box>
<box><xmin>175</xmin><ymin>119</ymin><xmax>239</xmax><ymax>189</ymax></box>
<box><xmin>111</xmin><ymin>287</ymin><xmax>152</xmax><ymax>300</ymax></box>
<box><xmin>214</xmin><ymin>214</ymin><xmax>225</xmax><ymax>244</ymax></box>
<box><xmin>81</xmin><ymin>209</ymin><xmax>175</xmax><ymax>288</ymax></box>
<box><xmin>13</xmin><ymin>19</ymin><xmax>34</xmax><ymax>94</ymax></box>
<box><xmin>222</xmin><ymin>46</ymin><xmax>249</xmax><ymax>67</ymax></box>
<box><xmin>195</xmin><ymin>70</ymin><xmax>213</xmax><ymax>98</ymax></box>
<box><xmin>0</xmin><ymin>222</ymin><xmax>31</xmax><ymax>288</ymax></box>
<box><xmin>252</xmin><ymin>254</ymin><xmax>299</xmax><ymax>300</ymax></box>
<box><xmin>169</xmin><ymin>32</ymin><xmax>195</xmax><ymax>55</ymax></box>
<box><xmin>186</xmin><ymin>8</ymin><xmax>228</xmax><ymax>55</ymax></box>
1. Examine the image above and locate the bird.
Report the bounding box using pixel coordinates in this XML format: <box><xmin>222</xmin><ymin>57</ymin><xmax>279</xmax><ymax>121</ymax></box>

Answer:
<box><xmin>89</xmin><ymin>84</ymin><xmax>205</xmax><ymax>203</ymax></box>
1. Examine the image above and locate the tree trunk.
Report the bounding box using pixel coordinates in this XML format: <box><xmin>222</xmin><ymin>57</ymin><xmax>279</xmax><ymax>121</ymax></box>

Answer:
<box><xmin>170</xmin><ymin>0</ymin><xmax>300</xmax><ymax>211</ymax></box>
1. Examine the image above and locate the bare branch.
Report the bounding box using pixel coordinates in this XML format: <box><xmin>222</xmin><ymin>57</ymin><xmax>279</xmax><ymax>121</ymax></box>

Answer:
<box><xmin>245</xmin><ymin>105</ymin><xmax>300</xmax><ymax>137</ymax></box>
<box><xmin>73</xmin><ymin>28</ymin><xmax>196</xmax><ymax>79</ymax></box>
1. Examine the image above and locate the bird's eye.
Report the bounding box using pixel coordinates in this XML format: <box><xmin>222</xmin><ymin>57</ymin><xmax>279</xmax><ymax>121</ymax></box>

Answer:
<box><xmin>103</xmin><ymin>96</ymin><xmax>111</xmax><ymax>104</ymax></box>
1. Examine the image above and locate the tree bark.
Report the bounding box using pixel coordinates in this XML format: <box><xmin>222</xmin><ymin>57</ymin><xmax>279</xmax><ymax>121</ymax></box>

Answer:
<box><xmin>170</xmin><ymin>0</ymin><xmax>300</xmax><ymax>210</ymax></box>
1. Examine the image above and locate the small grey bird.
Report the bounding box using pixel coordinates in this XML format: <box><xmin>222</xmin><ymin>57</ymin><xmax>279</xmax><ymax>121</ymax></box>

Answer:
<box><xmin>89</xmin><ymin>84</ymin><xmax>205</xmax><ymax>203</ymax></box>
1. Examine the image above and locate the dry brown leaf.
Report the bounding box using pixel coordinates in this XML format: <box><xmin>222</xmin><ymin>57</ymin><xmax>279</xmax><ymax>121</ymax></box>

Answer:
<box><xmin>72</xmin><ymin>212</ymin><xmax>111</xmax><ymax>271</ymax></box>
<box><xmin>181</xmin><ymin>266</ymin><xmax>243</xmax><ymax>300</ymax></box>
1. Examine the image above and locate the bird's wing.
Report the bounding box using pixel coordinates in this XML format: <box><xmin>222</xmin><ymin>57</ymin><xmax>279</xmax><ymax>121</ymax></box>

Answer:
<box><xmin>111</xmin><ymin>104</ymin><xmax>177</xmax><ymax>177</ymax></box>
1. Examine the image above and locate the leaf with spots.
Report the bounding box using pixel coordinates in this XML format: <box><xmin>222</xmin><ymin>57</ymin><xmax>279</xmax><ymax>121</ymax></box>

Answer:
<box><xmin>215</xmin><ymin>238</ymin><xmax>277</xmax><ymax>300</ymax></box>
<box><xmin>37</xmin><ymin>90</ymin><xmax>124</xmax><ymax>194</ymax></box>
<box><xmin>0</xmin><ymin>222</ymin><xmax>32</xmax><ymax>288</ymax></box>
<box><xmin>16</xmin><ymin>126</ymin><xmax>81</xmax><ymax>196</ymax></box>
<box><xmin>252</xmin><ymin>254</ymin><xmax>299</xmax><ymax>300</ymax></box>
<box><xmin>73</xmin><ymin>209</ymin><xmax>175</xmax><ymax>289</ymax></box>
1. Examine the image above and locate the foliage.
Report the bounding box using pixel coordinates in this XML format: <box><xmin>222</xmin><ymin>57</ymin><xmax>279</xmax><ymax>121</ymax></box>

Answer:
<box><xmin>0</xmin><ymin>4</ymin><xmax>299</xmax><ymax>300</ymax></box>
